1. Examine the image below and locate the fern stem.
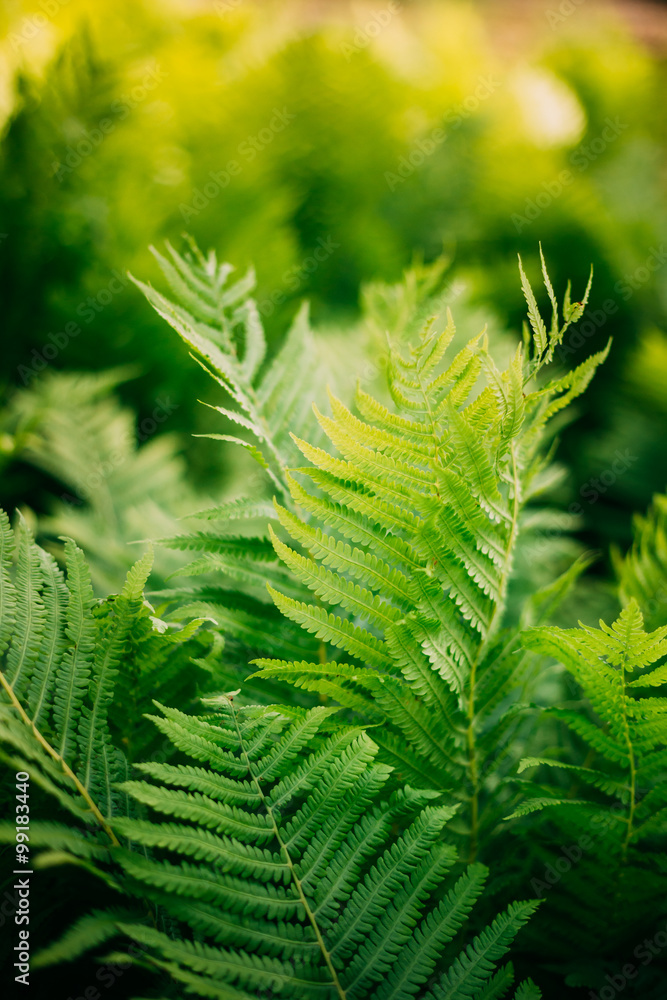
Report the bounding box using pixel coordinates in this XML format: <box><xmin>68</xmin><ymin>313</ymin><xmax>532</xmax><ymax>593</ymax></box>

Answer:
<box><xmin>229</xmin><ymin>698</ymin><xmax>347</xmax><ymax>1000</ymax></box>
<box><xmin>495</xmin><ymin>438</ymin><xmax>522</xmax><ymax>620</ymax></box>
<box><xmin>0</xmin><ymin>669</ymin><xmax>120</xmax><ymax>847</ymax></box>
<box><xmin>415</xmin><ymin>363</ymin><xmax>443</xmax><ymax>502</ymax></box>
<box><xmin>465</xmin><ymin>439</ymin><xmax>522</xmax><ymax>862</ymax></box>
<box><xmin>416</xmin><ymin>349</ymin><xmax>487</xmax><ymax>857</ymax></box>
<box><xmin>619</xmin><ymin>653</ymin><xmax>637</xmax><ymax>861</ymax></box>
<box><xmin>466</xmin><ymin>716</ymin><xmax>479</xmax><ymax>863</ymax></box>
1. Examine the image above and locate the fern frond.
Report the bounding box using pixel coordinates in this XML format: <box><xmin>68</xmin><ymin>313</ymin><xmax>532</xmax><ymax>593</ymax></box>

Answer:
<box><xmin>134</xmin><ymin>239</ymin><xmax>325</xmax><ymax>672</ymax></box>
<box><xmin>428</xmin><ymin>901</ymin><xmax>538</xmax><ymax>1000</ymax></box>
<box><xmin>133</xmin><ymin>241</ymin><xmax>321</xmax><ymax>493</ymax></box>
<box><xmin>518</xmin><ymin>599</ymin><xmax>667</xmax><ymax>960</ymax></box>
<box><xmin>52</xmin><ymin>538</ymin><xmax>98</xmax><ymax>761</ymax></box>
<box><xmin>90</xmin><ymin>696</ymin><xmax>537</xmax><ymax>1000</ymax></box>
<box><xmin>33</xmin><ymin>909</ymin><xmax>136</xmax><ymax>968</ymax></box>
<box><xmin>5</xmin><ymin>515</ymin><xmax>47</xmax><ymax>698</ymax></box>
<box><xmin>0</xmin><ymin>509</ymin><xmax>17</xmax><ymax>658</ymax></box>
<box><xmin>615</xmin><ymin>491</ymin><xmax>667</xmax><ymax>631</ymax></box>
<box><xmin>0</xmin><ymin>514</ymin><xmax>209</xmax><ymax>847</ymax></box>
<box><xmin>254</xmin><ymin>255</ymin><xmax>605</xmax><ymax>862</ymax></box>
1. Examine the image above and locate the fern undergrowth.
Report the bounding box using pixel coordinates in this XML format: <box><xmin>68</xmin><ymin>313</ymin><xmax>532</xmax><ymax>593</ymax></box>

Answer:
<box><xmin>1</xmin><ymin>241</ymin><xmax>666</xmax><ymax>999</ymax></box>
<box><xmin>0</xmin><ymin>517</ymin><xmax>541</xmax><ymax>999</ymax></box>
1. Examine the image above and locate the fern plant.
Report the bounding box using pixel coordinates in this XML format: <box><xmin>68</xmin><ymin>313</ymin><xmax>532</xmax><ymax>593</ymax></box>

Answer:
<box><xmin>0</xmin><ymin>509</ymin><xmax>209</xmax><ymax>854</ymax></box>
<box><xmin>133</xmin><ymin>244</ymin><xmax>492</xmax><ymax>703</ymax></box>
<box><xmin>0</xmin><ymin>507</ymin><xmax>540</xmax><ymax>998</ymax></box>
<box><xmin>41</xmin><ymin>695</ymin><xmax>541</xmax><ymax>1000</ymax></box>
<box><xmin>614</xmin><ymin>491</ymin><xmax>667</xmax><ymax>631</ymax></box>
<box><xmin>13</xmin><ymin>236</ymin><xmax>667</xmax><ymax>996</ymax></box>
<box><xmin>131</xmin><ymin>240</ymin><xmax>327</xmax><ymax>681</ymax></box>
<box><xmin>511</xmin><ymin>602</ymin><xmax>667</xmax><ymax>986</ymax></box>
<box><xmin>131</xmin><ymin>238</ymin><xmax>323</xmax><ymax>500</ymax></box>
<box><xmin>249</xmin><ymin>252</ymin><xmax>606</xmax><ymax>862</ymax></box>
<box><xmin>0</xmin><ymin>367</ymin><xmax>201</xmax><ymax>593</ymax></box>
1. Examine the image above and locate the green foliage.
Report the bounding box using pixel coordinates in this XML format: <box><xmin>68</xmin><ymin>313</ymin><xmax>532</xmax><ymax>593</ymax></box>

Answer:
<box><xmin>0</xmin><ymin>511</ymin><xmax>208</xmax><ymax>838</ymax></box>
<box><xmin>133</xmin><ymin>240</ymin><xmax>328</xmax><ymax>687</ymax></box>
<box><xmin>615</xmin><ymin>492</ymin><xmax>667</xmax><ymax>631</ymax></box>
<box><xmin>253</xmin><ymin>254</ymin><xmax>605</xmax><ymax>861</ymax></box>
<box><xmin>0</xmin><ymin>520</ymin><xmax>538</xmax><ymax>999</ymax></box>
<box><xmin>2</xmin><ymin>166</ymin><xmax>666</xmax><ymax>994</ymax></box>
<box><xmin>2</xmin><ymin>1</ymin><xmax>667</xmax><ymax>556</ymax></box>
<box><xmin>45</xmin><ymin>697</ymin><xmax>539</xmax><ymax>1000</ymax></box>
<box><xmin>0</xmin><ymin>368</ymin><xmax>198</xmax><ymax>592</ymax></box>
<box><xmin>512</xmin><ymin>602</ymin><xmax>667</xmax><ymax>975</ymax></box>
<box><xmin>132</xmin><ymin>238</ymin><xmax>323</xmax><ymax>497</ymax></box>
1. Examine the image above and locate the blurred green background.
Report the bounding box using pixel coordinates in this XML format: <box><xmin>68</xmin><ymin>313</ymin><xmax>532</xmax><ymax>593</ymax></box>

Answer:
<box><xmin>1</xmin><ymin>0</ymin><xmax>666</xmax><ymax>588</ymax></box>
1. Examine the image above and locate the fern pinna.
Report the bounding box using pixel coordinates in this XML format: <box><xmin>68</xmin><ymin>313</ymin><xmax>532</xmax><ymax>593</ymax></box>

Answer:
<box><xmin>512</xmin><ymin>600</ymin><xmax>667</xmax><ymax>986</ymax></box>
<box><xmin>0</xmin><ymin>509</ymin><xmax>207</xmax><ymax>890</ymax></box>
<box><xmin>132</xmin><ymin>240</ymin><xmax>326</xmax><ymax>689</ymax></box>
<box><xmin>615</xmin><ymin>491</ymin><xmax>667</xmax><ymax>631</ymax></box>
<box><xmin>47</xmin><ymin>695</ymin><xmax>541</xmax><ymax>1000</ymax></box>
<box><xmin>253</xmin><ymin>253</ymin><xmax>607</xmax><ymax>861</ymax></box>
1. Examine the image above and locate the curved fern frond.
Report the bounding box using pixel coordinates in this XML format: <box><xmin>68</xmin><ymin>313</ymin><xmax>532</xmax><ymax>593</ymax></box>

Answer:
<box><xmin>132</xmin><ymin>239</ymin><xmax>321</xmax><ymax>496</ymax></box>
<box><xmin>133</xmin><ymin>238</ymin><xmax>326</xmax><ymax>673</ymax></box>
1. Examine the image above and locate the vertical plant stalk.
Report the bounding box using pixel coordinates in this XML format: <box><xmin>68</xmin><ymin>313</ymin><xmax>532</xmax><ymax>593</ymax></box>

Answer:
<box><xmin>0</xmin><ymin>669</ymin><xmax>120</xmax><ymax>847</ymax></box>
<box><xmin>229</xmin><ymin>698</ymin><xmax>347</xmax><ymax>1000</ymax></box>
<box><xmin>619</xmin><ymin>654</ymin><xmax>637</xmax><ymax>861</ymax></box>
<box><xmin>466</xmin><ymin>440</ymin><xmax>521</xmax><ymax>862</ymax></box>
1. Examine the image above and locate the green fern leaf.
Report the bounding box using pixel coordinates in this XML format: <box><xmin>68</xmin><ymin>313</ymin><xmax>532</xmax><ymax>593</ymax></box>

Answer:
<box><xmin>87</xmin><ymin>697</ymin><xmax>537</xmax><ymax>1000</ymax></box>
<box><xmin>257</xmin><ymin>253</ymin><xmax>606</xmax><ymax>864</ymax></box>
